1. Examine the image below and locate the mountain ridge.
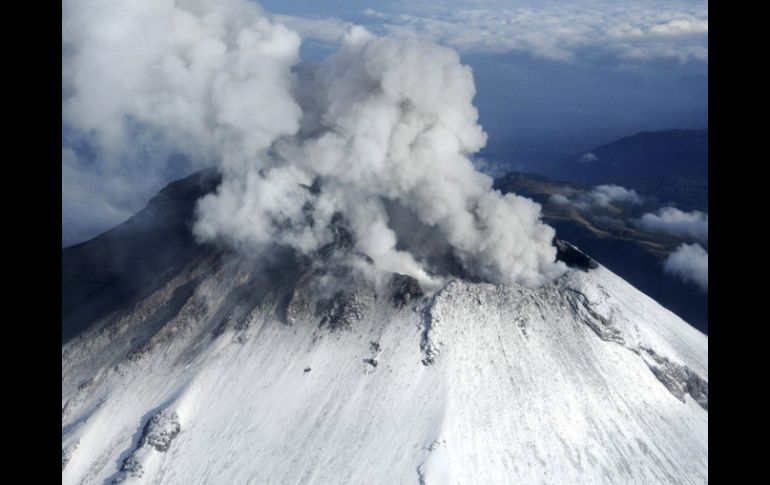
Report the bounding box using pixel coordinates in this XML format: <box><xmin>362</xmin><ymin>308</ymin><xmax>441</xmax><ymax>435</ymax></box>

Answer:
<box><xmin>536</xmin><ymin>129</ymin><xmax>708</xmax><ymax>212</ymax></box>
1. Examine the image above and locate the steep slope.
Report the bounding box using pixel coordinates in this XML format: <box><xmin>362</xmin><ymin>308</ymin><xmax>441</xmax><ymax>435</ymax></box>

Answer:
<box><xmin>61</xmin><ymin>168</ymin><xmax>222</xmax><ymax>343</ymax></box>
<box><xmin>493</xmin><ymin>171</ymin><xmax>708</xmax><ymax>332</ymax></box>
<box><xmin>62</xmin><ymin>173</ymin><xmax>707</xmax><ymax>485</ymax></box>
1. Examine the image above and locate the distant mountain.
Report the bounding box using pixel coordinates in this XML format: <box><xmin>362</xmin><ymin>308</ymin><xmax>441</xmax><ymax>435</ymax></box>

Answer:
<box><xmin>62</xmin><ymin>170</ymin><xmax>707</xmax><ymax>484</ymax></box>
<box><xmin>494</xmin><ymin>172</ymin><xmax>708</xmax><ymax>332</ymax></box>
<box><xmin>567</xmin><ymin>129</ymin><xmax>707</xmax><ymax>181</ymax></box>
<box><xmin>540</xmin><ymin>130</ymin><xmax>708</xmax><ymax>211</ymax></box>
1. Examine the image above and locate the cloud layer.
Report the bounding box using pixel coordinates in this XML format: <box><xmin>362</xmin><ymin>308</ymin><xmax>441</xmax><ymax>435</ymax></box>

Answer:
<box><xmin>63</xmin><ymin>0</ymin><xmax>566</xmax><ymax>288</ymax></box>
<box><xmin>277</xmin><ymin>0</ymin><xmax>708</xmax><ymax>63</ymax></box>
<box><xmin>664</xmin><ymin>243</ymin><xmax>708</xmax><ymax>291</ymax></box>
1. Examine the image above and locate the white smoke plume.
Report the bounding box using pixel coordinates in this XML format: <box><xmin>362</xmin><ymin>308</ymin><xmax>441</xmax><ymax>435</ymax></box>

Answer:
<box><xmin>62</xmin><ymin>0</ymin><xmax>303</xmax><ymax>244</ymax></box>
<box><xmin>63</xmin><ymin>0</ymin><xmax>566</xmax><ymax>288</ymax></box>
<box><xmin>664</xmin><ymin>243</ymin><xmax>708</xmax><ymax>291</ymax></box>
<box><xmin>635</xmin><ymin>207</ymin><xmax>708</xmax><ymax>245</ymax></box>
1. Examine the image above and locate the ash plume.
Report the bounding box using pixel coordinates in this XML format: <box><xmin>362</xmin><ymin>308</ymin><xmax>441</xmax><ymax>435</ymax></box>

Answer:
<box><xmin>62</xmin><ymin>0</ymin><xmax>566</xmax><ymax>288</ymax></box>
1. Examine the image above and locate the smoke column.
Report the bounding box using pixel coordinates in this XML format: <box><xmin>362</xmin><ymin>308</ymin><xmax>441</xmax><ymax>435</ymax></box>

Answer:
<box><xmin>63</xmin><ymin>0</ymin><xmax>566</xmax><ymax>287</ymax></box>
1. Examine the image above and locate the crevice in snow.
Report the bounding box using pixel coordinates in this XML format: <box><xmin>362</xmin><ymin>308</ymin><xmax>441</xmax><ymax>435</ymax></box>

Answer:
<box><xmin>416</xmin><ymin>439</ymin><xmax>447</xmax><ymax>484</ymax></box>
<box><xmin>427</xmin><ymin>438</ymin><xmax>446</xmax><ymax>451</ymax></box>
<box><xmin>419</xmin><ymin>301</ymin><xmax>440</xmax><ymax>366</ymax></box>
<box><xmin>564</xmin><ymin>288</ymin><xmax>624</xmax><ymax>344</ymax></box>
<box><xmin>563</xmin><ymin>283</ymin><xmax>708</xmax><ymax>411</ymax></box>
<box><xmin>639</xmin><ymin>347</ymin><xmax>708</xmax><ymax>410</ymax></box>
<box><xmin>62</xmin><ymin>440</ymin><xmax>79</xmax><ymax>471</ymax></box>
<box><xmin>62</xmin><ymin>376</ymin><xmax>97</xmax><ymax>421</ymax></box>
<box><xmin>416</xmin><ymin>464</ymin><xmax>426</xmax><ymax>485</ymax></box>
<box><xmin>363</xmin><ymin>341</ymin><xmax>382</xmax><ymax>369</ymax></box>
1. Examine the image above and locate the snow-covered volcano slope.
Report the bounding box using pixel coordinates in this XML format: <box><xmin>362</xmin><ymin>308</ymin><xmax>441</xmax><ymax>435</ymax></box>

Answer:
<box><xmin>62</xmin><ymin>172</ymin><xmax>707</xmax><ymax>485</ymax></box>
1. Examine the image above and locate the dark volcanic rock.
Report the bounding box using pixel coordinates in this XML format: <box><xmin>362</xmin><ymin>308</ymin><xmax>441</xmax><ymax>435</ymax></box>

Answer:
<box><xmin>316</xmin><ymin>291</ymin><xmax>367</xmax><ymax>330</ymax></box>
<box><xmin>141</xmin><ymin>410</ymin><xmax>181</xmax><ymax>452</ymax></box>
<box><xmin>390</xmin><ymin>274</ymin><xmax>424</xmax><ymax>308</ymax></box>
<box><xmin>554</xmin><ymin>239</ymin><xmax>598</xmax><ymax>272</ymax></box>
<box><xmin>62</xmin><ymin>168</ymin><xmax>222</xmax><ymax>343</ymax></box>
<box><xmin>318</xmin><ymin>213</ymin><xmax>355</xmax><ymax>259</ymax></box>
<box><xmin>114</xmin><ymin>410</ymin><xmax>181</xmax><ymax>482</ymax></box>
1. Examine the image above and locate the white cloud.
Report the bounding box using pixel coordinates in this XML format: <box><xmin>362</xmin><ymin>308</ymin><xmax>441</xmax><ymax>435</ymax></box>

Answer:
<box><xmin>551</xmin><ymin>184</ymin><xmax>641</xmax><ymax>211</ymax></box>
<box><xmin>589</xmin><ymin>185</ymin><xmax>642</xmax><ymax>207</ymax></box>
<box><xmin>664</xmin><ymin>243</ymin><xmax>707</xmax><ymax>291</ymax></box>
<box><xmin>549</xmin><ymin>194</ymin><xmax>571</xmax><ymax>206</ymax></box>
<box><xmin>404</xmin><ymin>0</ymin><xmax>708</xmax><ymax>61</ymax></box>
<box><xmin>292</xmin><ymin>0</ymin><xmax>708</xmax><ymax>63</ymax></box>
<box><xmin>363</xmin><ymin>8</ymin><xmax>388</xmax><ymax>19</ymax></box>
<box><xmin>272</xmin><ymin>0</ymin><xmax>708</xmax><ymax>62</ymax></box>
<box><xmin>578</xmin><ymin>152</ymin><xmax>599</xmax><ymax>162</ymax></box>
<box><xmin>648</xmin><ymin>18</ymin><xmax>709</xmax><ymax>36</ymax></box>
<box><xmin>636</xmin><ymin>207</ymin><xmax>708</xmax><ymax>244</ymax></box>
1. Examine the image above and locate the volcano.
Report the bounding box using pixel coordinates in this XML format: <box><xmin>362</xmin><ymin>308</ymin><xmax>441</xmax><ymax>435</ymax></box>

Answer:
<box><xmin>62</xmin><ymin>170</ymin><xmax>707</xmax><ymax>484</ymax></box>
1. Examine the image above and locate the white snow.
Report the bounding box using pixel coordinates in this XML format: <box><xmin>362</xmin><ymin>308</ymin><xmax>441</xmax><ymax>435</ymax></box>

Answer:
<box><xmin>62</xmin><ymin>258</ymin><xmax>707</xmax><ymax>484</ymax></box>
